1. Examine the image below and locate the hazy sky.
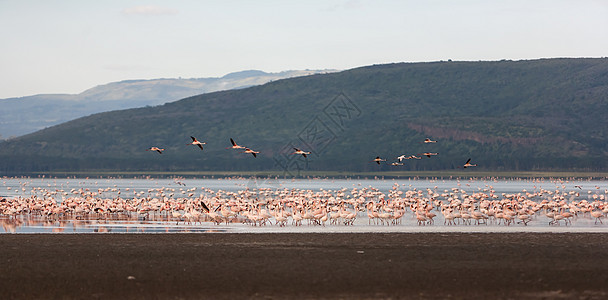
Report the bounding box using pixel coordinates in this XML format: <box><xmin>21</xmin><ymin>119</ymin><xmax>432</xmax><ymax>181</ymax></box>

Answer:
<box><xmin>1</xmin><ymin>0</ymin><xmax>606</xmax><ymax>98</ymax></box>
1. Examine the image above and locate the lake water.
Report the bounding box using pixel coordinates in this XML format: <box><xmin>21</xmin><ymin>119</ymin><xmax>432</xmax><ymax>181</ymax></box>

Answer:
<box><xmin>1</xmin><ymin>176</ymin><xmax>607</xmax><ymax>233</ymax></box>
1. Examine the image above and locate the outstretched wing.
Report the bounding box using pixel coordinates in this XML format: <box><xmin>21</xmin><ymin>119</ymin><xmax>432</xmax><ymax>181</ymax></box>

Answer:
<box><xmin>200</xmin><ymin>201</ymin><xmax>210</xmax><ymax>213</ymax></box>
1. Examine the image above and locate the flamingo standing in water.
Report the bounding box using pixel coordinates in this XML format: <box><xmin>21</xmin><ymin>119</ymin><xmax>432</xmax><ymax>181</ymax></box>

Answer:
<box><xmin>187</xmin><ymin>136</ymin><xmax>206</xmax><ymax>150</ymax></box>
<box><xmin>591</xmin><ymin>210</ymin><xmax>604</xmax><ymax>224</ymax></box>
<box><xmin>292</xmin><ymin>148</ymin><xmax>311</xmax><ymax>158</ymax></box>
<box><xmin>146</xmin><ymin>147</ymin><xmax>164</xmax><ymax>154</ymax></box>
<box><xmin>242</xmin><ymin>148</ymin><xmax>260</xmax><ymax>158</ymax></box>
<box><xmin>200</xmin><ymin>201</ymin><xmax>210</xmax><ymax>213</ymax></box>
<box><xmin>226</xmin><ymin>138</ymin><xmax>246</xmax><ymax>150</ymax></box>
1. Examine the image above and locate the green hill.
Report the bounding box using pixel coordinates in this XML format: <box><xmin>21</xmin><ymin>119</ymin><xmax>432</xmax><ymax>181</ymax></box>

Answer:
<box><xmin>1</xmin><ymin>58</ymin><xmax>607</xmax><ymax>174</ymax></box>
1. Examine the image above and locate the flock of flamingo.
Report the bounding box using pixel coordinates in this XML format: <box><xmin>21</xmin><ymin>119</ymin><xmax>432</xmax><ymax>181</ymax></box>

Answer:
<box><xmin>2</xmin><ymin>137</ymin><xmax>606</xmax><ymax>232</ymax></box>
<box><xmin>147</xmin><ymin>137</ymin><xmax>260</xmax><ymax>158</ymax></box>
<box><xmin>149</xmin><ymin>136</ymin><xmax>477</xmax><ymax>168</ymax></box>
<box><xmin>2</xmin><ymin>176</ymin><xmax>607</xmax><ymax>232</ymax></box>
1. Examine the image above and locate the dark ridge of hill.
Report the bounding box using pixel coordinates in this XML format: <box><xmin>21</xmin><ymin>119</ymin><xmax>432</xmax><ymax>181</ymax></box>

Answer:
<box><xmin>1</xmin><ymin>58</ymin><xmax>607</xmax><ymax>174</ymax></box>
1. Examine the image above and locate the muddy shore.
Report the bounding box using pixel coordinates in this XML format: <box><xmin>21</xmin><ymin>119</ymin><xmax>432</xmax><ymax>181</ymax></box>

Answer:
<box><xmin>1</xmin><ymin>233</ymin><xmax>608</xmax><ymax>299</ymax></box>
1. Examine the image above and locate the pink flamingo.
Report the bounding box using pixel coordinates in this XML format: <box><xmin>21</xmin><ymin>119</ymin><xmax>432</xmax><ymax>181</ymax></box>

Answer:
<box><xmin>146</xmin><ymin>147</ymin><xmax>164</xmax><ymax>154</ymax></box>
<box><xmin>463</xmin><ymin>158</ymin><xmax>477</xmax><ymax>168</ymax></box>
<box><xmin>292</xmin><ymin>148</ymin><xmax>311</xmax><ymax>158</ymax></box>
<box><xmin>226</xmin><ymin>138</ymin><xmax>246</xmax><ymax>150</ymax></box>
<box><xmin>241</xmin><ymin>148</ymin><xmax>260</xmax><ymax>158</ymax></box>
<box><xmin>371</xmin><ymin>156</ymin><xmax>386</xmax><ymax>165</ymax></box>
<box><xmin>187</xmin><ymin>136</ymin><xmax>206</xmax><ymax>150</ymax></box>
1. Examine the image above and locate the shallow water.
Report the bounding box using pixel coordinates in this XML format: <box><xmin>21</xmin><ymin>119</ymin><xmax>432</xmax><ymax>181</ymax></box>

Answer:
<box><xmin>2</xmin><ymin>176</ymin><xmax>607</xmax><ymax>233</ymax></box>
<box><xmin>2</xmin><ymin>176</ymin><xmax>600</xmax><ymax>196</ymax></box>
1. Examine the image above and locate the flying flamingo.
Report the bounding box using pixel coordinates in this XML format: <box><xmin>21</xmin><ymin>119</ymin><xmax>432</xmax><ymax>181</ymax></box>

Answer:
<box><xmin>242</xmin><ymin>148</ymin><xmax>260</xmax><ymax>158</ymax></box>
<box><xmin>292</xmin><ymin>148</ymin><xmax>311</xmax><ymax>158</ymax></box>
<box><xmin>146</xmin><ymin>147</ymin><xmax>164</xmax><ymax>154</ymax></box>
<box><xmin>187</xmin><ymin>136</ymin><xmax>206</xmax><ymax>150</ymax></box>
<box><xmin>463</xmin><ymin>158</ymin><xmax>477</xmax><ymax>168</ymax></box>
<box><xmin>419</xmin><ymin>152</ymin><xmax>438</xmax><ymax>158</ymax></box>
<box><xmin>226</xmin><ymin>138</ymin><xmax>246</xmax><ymax>150</ymax></box>
<box><xmin>396</xmin><ymin>154</ymin><xmax>421</xmax><ymax>162</ymax></box>
<box><xmin>371</xmin><ymin>156</ymin><xmax>386</xmax><ymax>165</ymax></box>
<box><xmin>424</xmin><ymin>138</ymin><xmax>437</xmax><ymax>143</ymax></box>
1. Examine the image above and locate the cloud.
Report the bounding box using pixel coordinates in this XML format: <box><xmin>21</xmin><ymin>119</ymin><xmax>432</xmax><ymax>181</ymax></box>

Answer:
<box><xmin>122</xmin><ymin>5</ymin><xmax>178</xmax><ymax>16</ymax></box>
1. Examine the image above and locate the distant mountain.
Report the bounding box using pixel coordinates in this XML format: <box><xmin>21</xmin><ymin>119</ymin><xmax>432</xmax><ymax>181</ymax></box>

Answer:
<box><xmin>0</xmin><ymin>70</ymin><xmax>336</xmax><ymax>139</ymax></box>
<box><xmin>1</xmin><ymin>58</ymin><xmax>607</xmax><ymax>174</ymax></box>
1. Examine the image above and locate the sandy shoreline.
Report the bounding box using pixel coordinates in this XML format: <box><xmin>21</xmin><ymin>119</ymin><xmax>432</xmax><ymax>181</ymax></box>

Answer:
<box><xmin>1</xmin><ymin>233</ymin><xmax>608</xmax><ymax>299</ymax></box>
